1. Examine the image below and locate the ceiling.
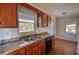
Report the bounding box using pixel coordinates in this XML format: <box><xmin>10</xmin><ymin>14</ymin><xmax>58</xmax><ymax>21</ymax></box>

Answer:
<box><xmin>31</xmin><ymin>3</ymin><xmax>79</xmax><ymax>17</ymax></box>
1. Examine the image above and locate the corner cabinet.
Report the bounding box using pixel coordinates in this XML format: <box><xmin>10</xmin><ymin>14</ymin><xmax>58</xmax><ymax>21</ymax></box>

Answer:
<box><xmin>0</xmin><ymin>4</ymin><xmax>18</xmax><ymax>28</ymax></box>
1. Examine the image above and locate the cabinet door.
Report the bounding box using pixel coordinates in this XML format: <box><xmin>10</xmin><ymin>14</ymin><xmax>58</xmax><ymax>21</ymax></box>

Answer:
<box><xmin>18</xmin><ymin>48</ymin><xmax>26</xmax><ymax>55</ymax></box>
<box><xmin>8</xmin><ymin>48</ymin><xmax>25</xmax><ymax>55</ymax></box>
<box><xmin>27</xmin><ymin>42</ymin><xmax>39</xmax><ymax>55</ymax></box>
<box><xmin>37</xmin><ymin>14</ymin><xmax>43</xmax><ymax>27</ymax></box>
<box><xmin>28</xmin><ymin>47</ymin><xmax>39</xmax><ymax>55</ymax></box>
<box><xmin>39</xmin><ymin>44</ymin><xmax>45</xmax><ymax>55</ymax></box>
<box><xmin>8</xmin><ymin>50</ymin><xmax>20</xmax><ymax>55</ymax></box>
<box><xmin>0</xmin><ymin>3</ymin><xmax>17</xmax><ymax>28</ymax></box>
<box><xmin>28</xmin><ymin>42</ymin><xmax>37</xmax><ymax>50</ymax></box>
<box><xmin>42</xmin><ymin>13</ymin><xmax>48</xmax><ymax>27</ymax></box>
<box><xmin>52</xmin><ymin>36</ymin><xmax>55</xmax><ymax>48</ymax></box>
<box><xmin>38</xmin><ymin>40</ymin><xmax>45</xmax><ymax>55</ymax></box>
<box><xmin>25</xmin><ymin>47</ymin><xmax>28</xmax><ymax>55</ymax></box>
<box><xmin>48</xmin><ymin>16</ymin><xmax>51</xmax><ymax>25</ymax></box>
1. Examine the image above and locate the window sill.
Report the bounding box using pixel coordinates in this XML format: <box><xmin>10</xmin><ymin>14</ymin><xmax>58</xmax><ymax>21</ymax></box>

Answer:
<box><xmin>19</xmin><ymin>31</ymin><xmax>35</xmax><ymax>37</ymax></box>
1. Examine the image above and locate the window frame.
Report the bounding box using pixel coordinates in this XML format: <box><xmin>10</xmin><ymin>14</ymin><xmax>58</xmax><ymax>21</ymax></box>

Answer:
<box><xmin>18</xmin><ymin>6</ymin><xmax>36</xmax><ymax>34</ymax></box>
<box><xmin>19</xmin><ymin>20</ymin><xmax>35</xmax><ymax>33</ymax></box>
<box><xmin>65</xmin><ymin>20</ymin><xmax>76</xmax><ymax>34</ymax></box>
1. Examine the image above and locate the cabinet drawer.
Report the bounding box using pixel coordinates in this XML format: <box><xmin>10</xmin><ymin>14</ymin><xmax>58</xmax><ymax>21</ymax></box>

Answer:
<box><xmin>52</xmin><ymin>36</ymin><xmax>55</xmax><ymax>48</ymax></box>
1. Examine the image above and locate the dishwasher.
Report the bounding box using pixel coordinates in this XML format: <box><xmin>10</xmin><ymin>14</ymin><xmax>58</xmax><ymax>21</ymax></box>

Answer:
<box><xmin>45</xmin><ymin>36</ymin><xmax>52</xmax><ymax>54</ymax></box>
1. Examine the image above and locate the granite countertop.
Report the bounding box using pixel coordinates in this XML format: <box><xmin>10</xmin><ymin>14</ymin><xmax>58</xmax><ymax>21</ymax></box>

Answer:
<box><xmin>0</xmin><ymin>33</ymin><xmax>53</xmax><ymax>55</ymax></box>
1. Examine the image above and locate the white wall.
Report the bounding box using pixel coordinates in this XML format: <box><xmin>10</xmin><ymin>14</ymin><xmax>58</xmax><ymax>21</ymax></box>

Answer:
<box><xmin>77</xmin><ymin>32</ymin><xmax>79</xmax><ymax>54</ymax></box>
<box><xmin>77</xmin><ymin>17</ymin><xmax>79</xmax><ymax>54</ymax></box>
<box><xmin>48</xmin><ymin>17</ymin><xmax>56</xmax><ymax>35</ymax></box>
<box><xmin>56</xmin><ymin>14</ymin><xmax>79</xmax><ymax>42</ymax></box>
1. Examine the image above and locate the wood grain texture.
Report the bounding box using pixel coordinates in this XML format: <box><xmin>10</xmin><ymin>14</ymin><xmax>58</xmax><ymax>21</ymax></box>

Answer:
<box><xmin>48</xmin><ymin>38</ymin><xmax>77</xmax><ymax>55</ymax></box>
<box><xmin>8</xmin><ymin>47</ymin><xmax>25</xmax><ymax>55</ymax></box>
<box><xmin>38</xmin><ymin>39</ymin><xmax>45</xmax><ymax>55</ymax></box>
<box><xmin>42</xmin><ymin>13</ymin><xmax>48</xmax><ymax>27</ymax></box>
<box><xmin>0</xmin><ymin>4</ymin><xmax>18</xmax><ymax>28</ymax></box>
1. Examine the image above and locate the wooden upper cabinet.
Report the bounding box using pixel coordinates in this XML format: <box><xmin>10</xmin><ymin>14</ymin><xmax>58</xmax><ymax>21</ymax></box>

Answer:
<box><xmin>42</xmin><ymin>13</ymin><xmax>48</xmax><ymax>27</ymax></box>
<box><xmin>19</xmin><ymin>3</ymin><xmax>42</xmax><ymax>14</ymax></box>
<box><xmin>0</xmin><ymin>4</ymin><xmax>18</xmax><ymax>28</ymax></box>
<box><xmin>37</xmin><ymin>13</ymin><xmax>48</xmax><ymax>27</ymax></box>
<box><xmin>48</xmin><ymin>16</ymin><xmax>51</xmax><ymax>25</ymax></box>
<box><xmin>37</xmin><ymin>14</ymin><xmax>43</xmax><ymax>27</ymax></box>
<box><xmin>19</xmin><ymin>4</ymin><xmax>49</xmax><ymax>27</ymax></box>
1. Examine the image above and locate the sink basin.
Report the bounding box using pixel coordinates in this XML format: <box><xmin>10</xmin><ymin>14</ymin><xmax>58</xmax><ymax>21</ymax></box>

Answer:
<box><xmin>23</xmin><ymin>39</ymin><xmax>30</xmax><ymax>42</ymax></box>
<box><xmin>23</xmin><ymin>37</ymin><xmax>37</xmax><ymax>42</ymax></box>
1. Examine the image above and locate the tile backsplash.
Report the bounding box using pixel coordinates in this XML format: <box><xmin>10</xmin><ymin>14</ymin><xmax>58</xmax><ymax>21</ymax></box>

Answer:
<box><xmin>0</xmin><ymin>28</ymin><xmax>19</xmax><ymax>40</ymax></box>
<box><xmin>36</xmin><ymin>27</ymin><xmax>48</xmax><ymax>33</ymax></box>
<box><xmin>0</xmin><ymin>27</ymin><xmax>48</xmax><ymax>41</ymax></box>
<box><xmin>0</xmin><ymin>26</ymin><xmax>53</xmax><ymax>41</ymax></box>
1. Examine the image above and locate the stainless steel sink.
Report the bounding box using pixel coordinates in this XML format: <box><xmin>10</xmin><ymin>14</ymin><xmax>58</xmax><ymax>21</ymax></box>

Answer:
<box><xmin>23</xmin><ymin>38</ymin><xmax>35</xmax><ymax>42</ymax></box>
<box><xmin>23</xmin><ymin>36</ymin><xmax>40</xmax><ymax>42</ymax></box>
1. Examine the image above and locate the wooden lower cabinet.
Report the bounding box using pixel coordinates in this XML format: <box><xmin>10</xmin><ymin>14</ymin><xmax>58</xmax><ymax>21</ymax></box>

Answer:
<box><xmin>38</xmin><ymin>40</ymin><xmax>45</xmax><ymax>55</ymax></box>
<box><xmin>8</xmin><ymin>47</ymin><xmax>25</xmax><ymax>55</ymax></box>
<box><xmin>19</xmin><ymin>48</ymin><xmax>26</xmax><ymax>55</ymax></box>
<box><xmin>8</xmin><ymin>50</ymin><xmax>19</xmax><ymax>55</ymax></box>
<box><xmin>39</xmin><ymin>44</ymin><xmax>45</xmax><ymax>55</ymax></box>
<box><xmin>27</xmin><ymin>42</ymin><xmax>39</xmax><ymax>55</ymax></box>
<box><xmin>8</xmin><ymin>39</ymin><xmax>46</xmax><ymax>55</ymax></box>
<box><xmin>27</xmin><ymin>47</ymin><xmax>39</xmax><ymax>55</ymax></box>
<box><xmin>52</xmin><ymin>36</ymin><xmax>55</xmax><ymax>48</ymax></box>
<box><xmin>25</xmin><ymin>47</ymin><xmax>28</xmax><ymax>55</ymax></box>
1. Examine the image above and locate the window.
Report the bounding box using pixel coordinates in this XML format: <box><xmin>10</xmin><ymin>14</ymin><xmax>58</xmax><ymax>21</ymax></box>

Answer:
<box><xmin>66</xmin><ymin>24</ymin><xmax>76</xmax><ymax>34</ymax></box>
<box><xmin>18</xmin><ymin>7</ymin><xmax>35</xmax><ymax>32</ymax></box>
<box><xmin>65</xmin><ymin>19</ymin><xmax>76</xmax><ymax>34</ymax></box>
<box><xmin>19</xmin><ymin>19</ymin><xmax>34</xmax><ymax>32</ymax></box>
